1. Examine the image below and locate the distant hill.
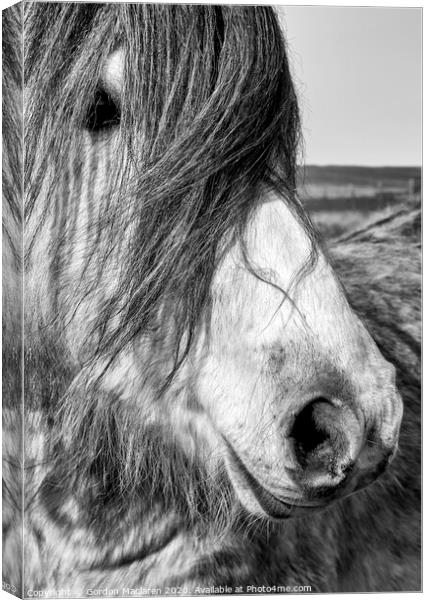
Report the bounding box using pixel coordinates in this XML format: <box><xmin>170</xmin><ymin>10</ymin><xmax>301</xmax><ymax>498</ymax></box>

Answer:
<box><xmin>297</xmin><ymin>165</ymin><xmax>421</xmax><ymax>208</ymax></box>
<box><xmin>297</xmin><ymin>165</ymin><xmax>421</xmax><ymax>188</ymax></box>
<box><xmin>298</xmin><ymin>166</ymin><xmax>421</xmax><ymax>239</ymax></box>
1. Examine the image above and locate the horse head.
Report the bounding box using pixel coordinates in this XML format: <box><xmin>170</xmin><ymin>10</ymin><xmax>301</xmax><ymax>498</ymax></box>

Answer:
<box><xmin>24</xmin><ymin>5</ymin><xmax>403</xmax><ymax>522</ymax></box>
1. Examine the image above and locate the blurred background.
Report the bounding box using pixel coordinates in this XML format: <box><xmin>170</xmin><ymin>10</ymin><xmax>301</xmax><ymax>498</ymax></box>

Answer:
<box><xmin>278</xmin><ymin>6</ymin><xmax>422</xmax><ymax>241</ymax></box>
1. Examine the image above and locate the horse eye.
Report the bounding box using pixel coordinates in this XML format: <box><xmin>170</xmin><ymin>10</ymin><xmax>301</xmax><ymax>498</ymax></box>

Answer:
<box><xmin>84</xmin><ymin>87</ymin><xmax>120</xmax><ymax>132</ymax></box>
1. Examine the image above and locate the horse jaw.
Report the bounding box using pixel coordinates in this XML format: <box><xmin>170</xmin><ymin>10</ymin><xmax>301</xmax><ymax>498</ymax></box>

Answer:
<box><xmin>194</xmin><ymin>192</ymin><xmax>403</xmax><ymax>518</ymax></box>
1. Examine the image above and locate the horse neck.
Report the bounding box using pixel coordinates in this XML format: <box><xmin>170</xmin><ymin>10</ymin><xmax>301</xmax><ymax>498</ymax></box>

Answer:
<box><xmin>23</xmin><ymin>350</ymin><xmax>244</xmax><ymax>573</ymax></box>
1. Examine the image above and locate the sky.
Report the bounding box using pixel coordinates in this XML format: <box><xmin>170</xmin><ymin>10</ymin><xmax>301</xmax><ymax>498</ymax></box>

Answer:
<box><xmin>278</xmin><ymin>6</ymin><xmax>422</xmax><ymax>167</ymax></box>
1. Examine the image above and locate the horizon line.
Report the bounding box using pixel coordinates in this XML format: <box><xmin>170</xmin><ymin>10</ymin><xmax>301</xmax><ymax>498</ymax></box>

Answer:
<box><xmin>299</xmin><ymin>163</ymin><xmax>422</xmax><ymax>169</ymax></box>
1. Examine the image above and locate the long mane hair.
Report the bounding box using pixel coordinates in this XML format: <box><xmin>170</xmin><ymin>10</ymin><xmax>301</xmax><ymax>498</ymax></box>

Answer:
<box><xmin>25</xmin><ymin>4</ymin><xmax>317</xmax><ymax>379</ymax></box>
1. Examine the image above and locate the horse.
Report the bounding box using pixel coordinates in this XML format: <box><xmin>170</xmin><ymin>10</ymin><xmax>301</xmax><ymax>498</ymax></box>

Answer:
<box><xmin>2</xmin><ymin>3</ymin><xmax>417</xmax><ymax>595</ymax></box>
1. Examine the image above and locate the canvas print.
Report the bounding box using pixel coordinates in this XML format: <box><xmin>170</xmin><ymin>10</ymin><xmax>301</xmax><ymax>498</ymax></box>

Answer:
<box><xmin>2</xmin><ymin>2</ymin><xmax>421</xmax><ymax>597</ymax></box>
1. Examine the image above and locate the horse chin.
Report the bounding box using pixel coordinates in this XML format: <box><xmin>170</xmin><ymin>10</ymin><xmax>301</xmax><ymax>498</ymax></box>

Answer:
<box><xmin>222</xmin><ymin>436</ymin><xmax>387</xmax><ymax>520</ymax></box>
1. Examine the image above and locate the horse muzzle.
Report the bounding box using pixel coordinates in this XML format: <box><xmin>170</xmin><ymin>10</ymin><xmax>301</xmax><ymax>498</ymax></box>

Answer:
<box><xmin>224</xmin><ymin>390</ymin><xmax>402</xmax><ymax>520</ymax></box>
<box><xmin>287</xmin><ymin>394</ymin><xmax>402</xmax><ymax>505</ymax></box>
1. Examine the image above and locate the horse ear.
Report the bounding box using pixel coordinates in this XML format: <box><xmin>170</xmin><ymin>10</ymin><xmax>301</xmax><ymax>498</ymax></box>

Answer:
<box><xmin>100</xmin><ymin>47</ymin><xmax>124</xmax><ymax>103</ymax></box>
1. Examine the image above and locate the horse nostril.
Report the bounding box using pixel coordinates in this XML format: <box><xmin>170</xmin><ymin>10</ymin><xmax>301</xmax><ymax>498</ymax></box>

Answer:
<box><xmin>289</xmin><ymin>398</ymin><xmax>361</xmax><ymax>487</ymax></box>
<box><xmin>291</xmin><ymin>398</ymin><xmax>334</xmax><ymax>469</ymax></box>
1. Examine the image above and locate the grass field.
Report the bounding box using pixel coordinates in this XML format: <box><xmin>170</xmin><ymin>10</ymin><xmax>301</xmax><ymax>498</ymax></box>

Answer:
<box><xmin>310</xmin><ymin>209</ymin><xmax>373</xmax><ymax>241</ymax></box>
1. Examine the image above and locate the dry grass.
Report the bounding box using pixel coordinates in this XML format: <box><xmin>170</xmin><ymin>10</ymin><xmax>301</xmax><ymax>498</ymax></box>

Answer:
<box><xmin>310</xmin><ymin>209</ymin><xmax>373</xmax><ymax>241</ymax></box>
<box><xmin>309</xmin><ymin>201</ymin><xmax>419</xmax><ymax>243</ymax></box>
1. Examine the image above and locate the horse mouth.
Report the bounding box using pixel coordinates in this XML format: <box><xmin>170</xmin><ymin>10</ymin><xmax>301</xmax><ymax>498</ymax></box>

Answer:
<box><xmin>223</xmin><ymin>438</ymin><xmax>332</xmax><ymax>519</ymax></box>
<box><xmin>223</xmin><ymin>435</ymin><xmax>394</xmax><ymax>520</ymax></box>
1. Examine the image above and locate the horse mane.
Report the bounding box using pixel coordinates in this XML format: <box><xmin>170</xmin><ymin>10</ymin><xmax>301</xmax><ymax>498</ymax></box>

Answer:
<box><xmin>25</xmin><ymin>4</ymin><xmax>317</xmax><ymax>381</ymax></box>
